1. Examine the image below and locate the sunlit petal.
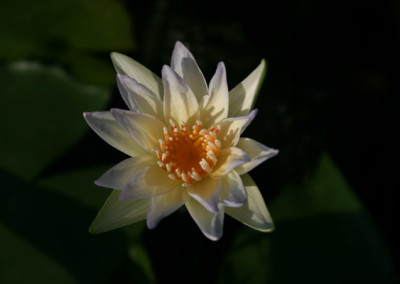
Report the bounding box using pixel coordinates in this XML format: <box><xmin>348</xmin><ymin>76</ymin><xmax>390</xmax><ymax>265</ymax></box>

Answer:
<box><xmin>225</xmin><ymin>174</ymin><xmax>274</xmax><ymax>232</ymax></box>
<box><xmin>218</xmin><ymin>109</ymin><xmax>257</xmax><ymax>148</ymax></box>
<box><xmin>186</xmin><ymin>198</ymin><xmax>224</xmax><ymax>241</ymax></box>
<box><xmin>95</xmin><ymin>155</ymin><xmax>154</xmax><ymax>190</ymax></box>
<box><xmin>220</xmin><ymin>170</ymin><xmax>246</xmax><ymax>207</ymax></box>
<box><xmin>147</xmin><ymin>187</ymin><xmax>190</xmax><ymax>229</ymax></box>
<box><xmin>171</xmin><ymin>41</ymin><xmax>208</xmax><ymax>102</ymax></box>
<box><xmin>111</xmin><ymin>52</ymin><xmax>163</xmax><ymax>100</ymax></box>
<box><xmin>187</xmin><ymin>177</ymin><xmax>221</xmax><ymax>213</ymax></box>
<box><xmin>117</xmin><ymin>74</ymin><xmax>164</xmax><ymax>121</ymax></box>
<box><xmin>200</xmin><ymin>62</ymin><xmax>229</xmax><ymax>128</ymax></box>
<box><xmin>162</xmin><ymin>65</ymin><xmax>200</xmax><ymax>127</ymax></box>
<box><xmin>229</xmin><ymin>59</ymin><xmax>266</xmax><ymax>117</ymax></box>
<box><xmin>120</xmin><ymin>164</ymin><xmax>181</xmax><ymax>199</ymax></box>
<box><xmin>211</xmin><ymin>147</ymin><xmax>250</xmax><ymax>178</ymax></box>
<box><xmin>235</xmin><ymin>138</ymin><xmax>279</xmax><ymax>175</ymax></box>
<box><xmin>83</xmin><ymin>111</ymin><xmax>146</xmax><ymax>157</ymax></box>
<box><xmin>89</xmin><ymin>190</ymin><xmax>150</xmax><ymax>233</ymax></box>
<box><xmin>111</xmin><ymin>109</ymin><xmax>165</xmax><ymax>151</ymax></box>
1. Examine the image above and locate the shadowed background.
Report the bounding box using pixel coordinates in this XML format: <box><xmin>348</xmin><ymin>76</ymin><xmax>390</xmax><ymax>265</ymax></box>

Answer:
<box><xmin>0</xmin><ymin>0</ymin><xmax>398</xmax><ymax>283</ymax></box>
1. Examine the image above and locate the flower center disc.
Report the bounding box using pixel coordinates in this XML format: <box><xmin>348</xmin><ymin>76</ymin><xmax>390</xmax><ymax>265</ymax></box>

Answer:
<box><xmin>156</xmin><ymin>120</ymin><xmax>221</xmax><ymax>186</ymax></box>
<box><xmin>171</xmin><ymin>137</ymin><xmax>203</xmax><ymax>172</ymax></box>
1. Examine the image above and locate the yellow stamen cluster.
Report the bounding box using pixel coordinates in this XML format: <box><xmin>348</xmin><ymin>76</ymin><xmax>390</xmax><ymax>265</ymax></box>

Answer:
<box><xmin>154</xmin><ymin>120</ymin><xmax>221</xmax><ymax>186</ymax></box>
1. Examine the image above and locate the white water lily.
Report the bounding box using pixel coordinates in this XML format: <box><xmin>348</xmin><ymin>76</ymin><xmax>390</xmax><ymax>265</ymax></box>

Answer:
<box><xmin>84</xmin><ymin>42</ymin><xmax>278</xmax><ymax>240</ymax></box>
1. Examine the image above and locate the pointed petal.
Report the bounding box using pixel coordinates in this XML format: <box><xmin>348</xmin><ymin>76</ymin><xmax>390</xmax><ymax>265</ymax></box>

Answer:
<box><xmin>83</xmin><ymin>111</ymin><xmax>146</xmax><ymax>157</ymax></box>
<box><xmin>110</xmin><ymin>52</ymin><xmax>163</xmax><ymax>100</ymax></box>
<box><xmin>217</xmin><ymin>109</ymin><xmax>257</xmax><ymax>148</ymax></box>
<box><xmin>225</xmin><ymin>174</ymin><xmax>274</xmax><ymax>232</ymax></box>
<box><xmin>171</xmin><ymin>41</ymin><xmax>208</xmax><ymax>102</ymax></box>
<box><xmin>120</xmin><ymin>164</ymin><xmax>180</xmax><ymax>199</ymax></box>
<box><xmin>186</xmin><ymin>198</ymin><xmax>224</xmax><ymax>241</ymax></box>
<box><xmin>211</xmin><ymin>147</ymin><xmax>250</xmax><ymax>178</ymax></box>
<box><xmin>89</xmin><ymin>190</ymin><xmax>150</xmax><ymax>233</ymax></box>
<box><xmin>162</xmin><ymin>65</ymin><xmax>200</xmax><ymax>127</ymax></box>
<box><xmin>187</xmin><ymin>177</ymin><xmax>221</xmax><ymax>213</ymax></box>
<box><xmin>147</xmin><ymin>187</ymin><xmax>189</xmax><ymax>229</ymax></box>
<box><xmin>117</xmin><ymin>74</ymin><xmax>164</xmax><ymax>121</ymax></box>
<box><xmin>235</xmin><ymin>138</ymin><xmax>279</xmax><ymax>175</ymax></box>
<box><xmin>220</xmin><ymin>170</ymin><xmax>246</xmax><ymax>207</ymax></box>
<box><xmin>111</xmin><ymin>109</ymin><xmax>165</xmax><ymax>152</ymax></box>
<box><xmin>95</xmin><ymin>155</ymin><xmax>154</xmax><ymax>190</ymax></box>
<box><xmin>200</xmin><ymin>62</ymin><xmax>229</xmax><ymax>128</ymax></box>
<box><xmin>229</xmin><ymin>59</ymin><xmax>266</xmax><ymax>117</ymax></box>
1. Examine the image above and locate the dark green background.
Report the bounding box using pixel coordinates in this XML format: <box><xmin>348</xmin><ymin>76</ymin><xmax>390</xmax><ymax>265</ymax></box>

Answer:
<box><xmin>0</xmin><ymin>0</ymin><xmax>398</xmax><ymax>283</ymax></box>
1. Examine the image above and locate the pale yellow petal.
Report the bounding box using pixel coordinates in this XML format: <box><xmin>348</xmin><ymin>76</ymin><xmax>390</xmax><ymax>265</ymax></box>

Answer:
<box><xmin>200</xmin><ymin>62</ymin><xmax>229</xmax><ymax>128</ymax></box>
<box><xmin>170</xmin><ymin>41</ymin><xmax>208</xmax><ymax>102</ymax></box>
<box><xmin>217</xmin><ymin>110</ymin><xmax>257</xmax><ymax>148</ymax></box>
<box><xmin>89</xmin><ymin>190</ymin><xmax>150</xmax><ymax>233</ymax></box>
<box><xmin>120</xmin><ymin>164</ymin><xmax>181</xmax><ymax>199</ymax></box>
<box><xmin>111</xmin><ymin>109</ymin><xmax>165</xmax><ymax>152</ymax></box>
<box><xmin>83</xmin><ymin>111</ymin><xmax>146</xmax><ymax>157</ymax></box>
<box><xmin>235</xmin><ymin>138</ymin><xmax>279</xmax><ymax>175</ymax></box>
<box><xmin>211</xmin><ymin>147</ymin><xmax>250</xmax><ymax>178</ymax></box>
<box><xmin>229</xmin><ymin>59</ymin><xmax>266</xmax><ymax>117</ymax></box>
<box><xmin>162</xmin><ymin>65</ymin><xmax>200</xmax><ymax>127</ymax></box>
<box><xmin>220</xmin><ymin>170</ymin><xmax>246</xmax><ymax>207</ymax></box>
<box><xmin>111</xmin><ymin>52</ymin><xmax>163</xmax><ymax>100</ymax></box>
<box><xmin>187</xmin><ymin>177</ymin><xmax>221</xmax><ymax>213</ymax></box>
<box><xmin>225</xmin><ymin>174</ymin><xmax>274</xmax><ymax>232</ymax></box>
<box><xmin>185</xmin><ymin>198</ymin><xmax>224</xmax><ymax>241</ymax></box>
<box><xmin>95</xmin><ymin>155</ymin><xmax>154</xmax><ymax>190</ymax></box>
<box><xmin>117</xmin><ymin>74</ymin><xmax>164</xmax><ymax>121</ymax></box>
<box><xmin>147</xmin><ymin>187</ymin><xmax>189</xmax><ymax>229</ymax></box>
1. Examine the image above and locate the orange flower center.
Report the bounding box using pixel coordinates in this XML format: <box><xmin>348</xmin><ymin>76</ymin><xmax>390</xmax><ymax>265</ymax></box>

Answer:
<box><xmin>155</xmin><ymin>120</ymin><xmax>221</xmax><ymax>186</ymax></box>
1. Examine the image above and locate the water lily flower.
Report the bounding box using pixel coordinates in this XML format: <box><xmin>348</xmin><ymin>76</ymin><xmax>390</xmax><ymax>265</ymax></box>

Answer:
<box><xmin>84</xmin><ymin>42</ymin><xmax>278</xmax><ymax>240</ymax></box>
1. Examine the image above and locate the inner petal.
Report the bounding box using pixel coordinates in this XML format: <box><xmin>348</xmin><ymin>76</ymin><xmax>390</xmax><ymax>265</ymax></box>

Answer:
<box><xmin>155</xmin><ymin>120</ymin><xmax>221</xmax><ymax>186</ymax></box>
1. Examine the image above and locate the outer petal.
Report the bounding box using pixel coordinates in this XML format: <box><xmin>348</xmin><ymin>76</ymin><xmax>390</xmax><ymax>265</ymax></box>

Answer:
<box><xmin>187</xmin><ymin>177</ymin><xmax>221</xmax><ymax>213</ymax></box>
<box><xmin>95</xmin><ymin>155</ymin><xmax>154</xmax><ymax>190</ymax></box>
<box><xmin>170</xmin><ymin>41</ymin><xmax>208</xmax><ymax>102</ymax></box>
<box><xmin>217</xmin><ymin>109</ymin><xmax>257</xmax><ymax>148</ymax></box>
<box><xmin>120</xmin><ymin>164</ymin><xmax>180</xmax><ymax>200</ymax></box>
<box><xmin>111</xmin><ymin>109</ymin><xmax>165</xmax><ymax>152</ymax></box>
<box><xmin>147</xmin><ymin>187</ymin><xmax>190</xmax><ymax>229</ymax></box>
<box><xmin>83</xmin><ymin>111</ymin><xmax>146</xmax><ymax>157</ymax></box>
<box><xmin>235</xmin><ymin>138</ymin><xmax>279</xmax><ymax>175</ymax></box>
<box><xmin>211</xmin><ymin>147</ymin><xmax>250</xmax><ymax>178</ymax></box>
<box><xmin>162</xmin><ymin>65</ymin><xmax>200</xmax><ymax>127</ymax></box>
<box><xmin>200</xmin><ymin>62</ymin><xmax>229</xmax><ymax>128</ymax></box>
<box><xmin>117</xmin><ymin>74</ymin><xmax>164</xmax><ymax>121</ymax></box>
<box><xmin>185</xmin><ymin>198</ymin><xmax>224</xmax><ymax>241</ymax></box>
<box><xmin>229</xmin><ymin>59</ymin><xmax>266</xmax><ymax>117</ymax></box>
<box><xmin>225</xmin><ymin>174</ymin><xmax>274</xmax><ymax>232</ymax></box>
<box><xmin>89</xmin><ymin>190</ymin><xmax>150</xmax><ymax>233</ymax></box>
<box><xmin>220</xmin><ymin>170</ymin><xmax>246</xmax><ymax>207</ymax></box>
<box><xmin>111</xmin><ymin>52</ymin><xmax>163</xmax><ymax>100</ymax></box>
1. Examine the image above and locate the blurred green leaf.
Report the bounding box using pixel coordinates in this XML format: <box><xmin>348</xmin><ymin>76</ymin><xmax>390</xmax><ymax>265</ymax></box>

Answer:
<box><xmin>0</xmin><ymin>62</ymin><xmax>110</xmax><ymax>179</ymax></box>
<box><xmin>218</xmin><ymin>230</ymin><xmax>272</xmax><ymax>284</ymax></box>
<box><xmin>0</xmin><ymin>169</ymin><xmax>129</xmax><ymax>283</ymax></box>
<box><xmin>38</xmin><ymin>166</ymin><xmax>111</xmax><ymax>208</ymax></box>
<box><xmin>0</xmin><ymin>222</ymin><xmax>76</xmax><ymax>284</ymax></box>
<box><xmin>123</xmin><ymin>223</ymin><xmax>155</xmax><ymax>283</ymax></box>
<box><xmin>128</xmin><ymin>244</ymin><xmax>156</xmax><ymax>283</ymax></box>
<box><xmin>271</xmin><ymin>153</ymin><xmax>363</xmax><ymax>221</ymax></box>
<box><xmin>219</xmin><ymin>154</ymin><xmax>395</xmax><ymax>284</ymax></box>
<box><xmin>0</xmin><ymin>0</ymin><xmax>134</xmax><ymax>59</ymax></box>
<box><xmin>0</xmin><ymin>0</ymin><xmax>134</xmax><ymax>86</ymax></box>
<box><xmin>61</xmin><ymin>51</ymin><xmax>116</xmax><ymax>87</ymax></box>
<box><xmin>38</xmin><ymin>166</ymin><xmax>156</xmax><ymax>283</ymax></box>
